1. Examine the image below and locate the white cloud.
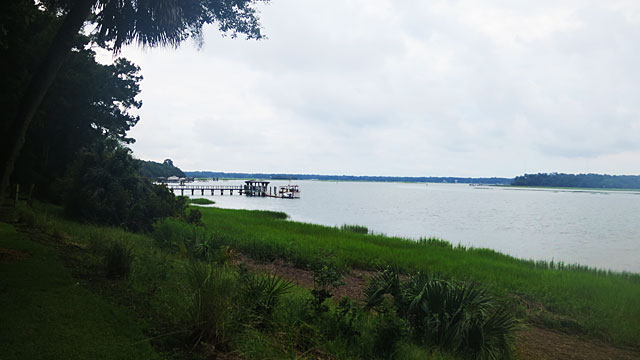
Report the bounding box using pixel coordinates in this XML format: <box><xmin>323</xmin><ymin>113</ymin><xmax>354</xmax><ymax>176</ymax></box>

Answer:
<box><xmin>112</xmin><ymin>0</ymin><xmax>640</xmax><ymax>176</ymax></box>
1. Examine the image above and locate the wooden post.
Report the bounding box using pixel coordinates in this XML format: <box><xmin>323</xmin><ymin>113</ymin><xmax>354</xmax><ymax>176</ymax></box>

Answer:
<box><xmin>14</xmin><ymin>184</ymin><xmax>19</xmax><ymax>207</ymax></box>
<box><xmin>27</xmin><ymin>183</ymin><xmax>35</xmax><ymax>206</ymax></box>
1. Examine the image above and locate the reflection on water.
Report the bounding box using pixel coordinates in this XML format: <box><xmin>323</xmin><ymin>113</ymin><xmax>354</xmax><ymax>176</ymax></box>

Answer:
<box><xmin>188</xmin><ymin>180</ymin><xmax>640</xmax><ymax>273</ymax></box>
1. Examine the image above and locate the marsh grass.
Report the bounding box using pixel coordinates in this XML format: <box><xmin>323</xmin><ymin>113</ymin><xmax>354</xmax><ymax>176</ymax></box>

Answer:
<box><xmin>9</xmin><ymin>202</ymin><xmax>639</xmax><ymax>358</ymax></box>
<box><xmin>188</xmin><ymin>198</ymin><xmax>215</xmax><ymax>205</ymax></box>
<box><xmin>340</xmin><ymin>224</ymin><xmax>369</xmax><ymax>234</ymax></box>
<box><xmin>195</xmin><ymin>206</ymin><xmax>640</xmax><ymax>347</ymax></box>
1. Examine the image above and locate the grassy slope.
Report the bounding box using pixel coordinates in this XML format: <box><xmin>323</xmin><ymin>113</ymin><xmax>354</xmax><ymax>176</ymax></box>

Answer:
<box><xmin>199</xmin><ymin>207</ymin><xmax>640</xmax><ymax>347</ymax></box>
<box><xmin>0</xmin><ymin>222</ymin><xmax>159</xmax><ymax>360</ymax></box>
<box><xmin>6</xmin><ymin>204</ymin><xmax>459</xmax><ymax>359</ymax></box>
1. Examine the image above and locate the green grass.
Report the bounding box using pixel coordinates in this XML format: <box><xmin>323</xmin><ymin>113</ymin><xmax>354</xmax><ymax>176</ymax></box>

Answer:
<box><xmin>196</xmin><ymin>206</ymin><xmax>640</xmax><ymax>348</ymax></box>
<box><xmin>7</xmin><ymin>203</ymin><xmax>464</xmax><ymax>359</ymax></box>
<box><xmin>0</xmin><ymin>222</ymin><xmax>159</xmax><ymax>360</ymax></box>
<box><xmin>188</xmin><ymin>198</ymin><xmax>215</xmax><ymax>205</ymax></box>
<box><xmin>7</xmin><ymin>202</ymin><xmax>638</xmax><ymax>358</ymax></box>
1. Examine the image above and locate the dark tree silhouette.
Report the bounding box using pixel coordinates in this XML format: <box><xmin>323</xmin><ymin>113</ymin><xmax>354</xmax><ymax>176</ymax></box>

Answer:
<box><xmin>0</xmin><ymin>0</ymin><xmax>268</xmax><ymax>202</ymax></box>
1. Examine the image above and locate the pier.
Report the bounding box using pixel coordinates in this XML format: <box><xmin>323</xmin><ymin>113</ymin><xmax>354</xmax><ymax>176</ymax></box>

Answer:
<box><xmin>165</xmin><ymin>180</ymin><xmax>300</xmax><ymax>199</ymax></box>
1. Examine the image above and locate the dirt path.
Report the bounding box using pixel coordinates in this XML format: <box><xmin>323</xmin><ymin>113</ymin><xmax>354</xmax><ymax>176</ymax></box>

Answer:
<box><xmin>235</xmin><ymin>255</ymin><xmax>640</xmax><ymax>360</ymax></box>
<box><xmin>516</xmin><ymin>326</ymin><xmax>640</xmax><ymax>360</ymax></box>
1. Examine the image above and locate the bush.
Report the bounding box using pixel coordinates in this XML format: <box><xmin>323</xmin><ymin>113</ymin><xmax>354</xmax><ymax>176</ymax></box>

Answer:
<box><xmin>238</xmin><ymin>272</ymin><xmax>294</xmax><ymax>328</ymax></box>
<box><xmin>310</xmin><ymin>255</ymin><xmax>345</xmax><ymax>313</ymax></box>
<box><xmin>64</xmin><ymin>142</ymin><xmax>187</xmax><ymax>232</ymax></box>
<box><xmin>105</xmin><ymin>241</ymin><xmax>133</xmax><ymax>279</ymax></box>
<box><xmin>184</xmin><ymin>208</ymin><xmax>203</xmax><ymax>225</ymax></box>
<box><xmin>326</xmin><ymin>297</ymin><xmax>362</xmax><ymax>341</ymax></box>
<box><xmin>365</xmin><ymin>267</ymin><xmax>518</xmax><ymax>359</ymax></box>
<box><xmin>373</xmin><ymin>313</ymin><xmax>407</xmax><ymax>358</ymax></box>
<box><xmin>184</xmin><ymin>262</ymin><xmax>237</xmax><ymax>348</ymax></box>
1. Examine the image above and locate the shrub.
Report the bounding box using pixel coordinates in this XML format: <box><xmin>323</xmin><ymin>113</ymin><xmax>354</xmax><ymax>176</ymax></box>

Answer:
<box><xmin>365</xmin><ymin>267</ymin><xmax>518</xmax><ymax>359</ymax></box>
<box><xmin>373</xmin><ymin>313</ymin><xmax>407</xmax><ymax>358</ymax></box>
<box><xmin>185</xmin><ymin>208</ymin><xmax>203</xmax><ymax>225</ymax></box>
<box><xmin>238</xmin><ymin>272</ymin><xmax>294</xmax><ymax>328</ymax></box>
<box><xmin>63</xmin><ymin>142</ymin><xmax>187</xmax><ymax>232</ymax></box>
<box><xmin>309</xmin><ymin>255</ymin><xmax>345</xmax><ymax>313</ymax></box>
<box><xmin>105</xmin><ymin>241</ymin><xmax>133</xmax><ymax>279</ymax></box>
<box><xmin>326</xmin><ymin>297</ymin><xmax>362</xmax><ymax>341</ymax></box>
<box><xmin>184</xmin><ymin>262</ymin><xmax>237</xmax><ymax>348</ymax></box>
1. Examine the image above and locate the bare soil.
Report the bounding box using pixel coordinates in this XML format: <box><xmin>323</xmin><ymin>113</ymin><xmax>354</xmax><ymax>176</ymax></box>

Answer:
<box><xmin>234</xmin><ymin>255</ymin><xmax>640</xmax><ymax>360</ymax></box>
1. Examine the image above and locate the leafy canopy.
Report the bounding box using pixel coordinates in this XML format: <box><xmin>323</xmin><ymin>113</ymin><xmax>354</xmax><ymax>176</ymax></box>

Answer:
<box><xmin>41</xmin><ymin>0</ymin><xmax>269</xmax><ymax>51</ymax></box>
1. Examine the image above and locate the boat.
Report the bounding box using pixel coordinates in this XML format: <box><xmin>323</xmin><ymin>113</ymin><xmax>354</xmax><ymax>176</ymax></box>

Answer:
<box><xmin>278</xmin><ymin>184</ymin><xmax>300</xmax><ymax>198</ymax></box>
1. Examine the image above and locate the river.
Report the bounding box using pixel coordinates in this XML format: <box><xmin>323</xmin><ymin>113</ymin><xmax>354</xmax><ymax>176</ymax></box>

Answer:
<box><xmin>186</xmin><ymin>180</ymin><xmax>640</xmax><ymax>273</ymax></box>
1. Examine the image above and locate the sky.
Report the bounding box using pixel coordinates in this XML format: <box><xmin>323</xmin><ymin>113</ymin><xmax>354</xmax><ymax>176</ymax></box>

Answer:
<box><xmin>101</xmin><ymin>0</ymin><xmax>640</xmax><ymax>177</ymax></box>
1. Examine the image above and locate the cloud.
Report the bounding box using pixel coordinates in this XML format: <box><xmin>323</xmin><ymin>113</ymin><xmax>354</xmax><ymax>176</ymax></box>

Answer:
<box><xmin>113</xmin><ymin>0</ymin><xmax>640</xmax><ymax>176</ymax></box>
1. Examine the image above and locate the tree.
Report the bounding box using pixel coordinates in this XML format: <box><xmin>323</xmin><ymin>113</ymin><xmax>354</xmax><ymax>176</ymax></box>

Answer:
<box><xmin>64</xmin><ymin>139</ymin><xmax>187</xmax><ymax>232</ymax></box>
<box><xmin>0</xmin><ymin>0</ymin><xmax>268</xmax><ymax>202</ymax></box>
<box><xmin>12</xmin><ymin>42</ymin><xmax>144</xmax><ymax>199</ymax></box>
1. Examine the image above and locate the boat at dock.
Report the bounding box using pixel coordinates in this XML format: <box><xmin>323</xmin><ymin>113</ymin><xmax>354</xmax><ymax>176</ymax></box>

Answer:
<box><xmin>278</xmin><ymin>184</ymin><xmax>300</xmax><ymax>198</ymax></box>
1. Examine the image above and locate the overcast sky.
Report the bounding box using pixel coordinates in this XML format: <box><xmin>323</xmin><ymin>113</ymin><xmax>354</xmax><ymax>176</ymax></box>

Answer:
<box><xmin>104</xmin><ymin>0</ymin><xmax>640</xmax><ymax>177</ymax></box>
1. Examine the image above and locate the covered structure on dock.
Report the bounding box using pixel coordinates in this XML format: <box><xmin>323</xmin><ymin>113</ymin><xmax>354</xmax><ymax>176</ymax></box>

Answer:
<box><xmin>244</xmin><ymin>180</ymin><xmax>270</xmax><ymax>196</ymax></box>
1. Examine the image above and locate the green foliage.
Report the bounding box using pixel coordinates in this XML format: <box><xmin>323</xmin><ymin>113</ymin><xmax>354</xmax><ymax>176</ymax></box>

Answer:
<box><xmin>88</xmin><ymin>0</ymin><xmax>268</xmax><ymax>51</ymax></box>
<box><xmin>196</xmin><ymin>206</ymin><xmax>640</xmax><ymax>347</ymax></box>
<box><xmin>136</xmin><ymin>158</ymin><xmax>186</xmax><ymax>179</ymax></box>
<box><xmin>513</xmin><ymin>172</ymin><xmax>640</xmax><ymax>189</ymax></box>
<box><xmin>104</xmin><ymin>241</ymin><xmax>133</xmax><ymax>279</ymax></box>
<box><xmin>238</xmin><ymin>270</ymin><xmax>294</xmax><ymax>327</ymax></box>
<box><xmin>11</xmin><ymin>29</ymin><xmax>143</xmax><ymax>197</ymax></box>
<box><xmin>64</xmin><ymin>141</ymin><xmax>187</xmax><ymax>232</ymax></box>
<box><xmin>373</xmin><ymin>313</ymin><xmax>408</xmax><ymax>358</ymax></box>
<box><xmin>365</xmin><ymin>267</ymin><xmax>518</xmax><ymax>359</ymax></box>
<box><xmin>0</xmin><ymin>222</ymin><xmax>159</xmax><ymax>359</ymax></box>
<box><xmin>152</xmin><ymin>217</ymin><xmax>230</xmax><ymax>263</ymax></box>
<box><xmin>310</xmin><ymin>255</ymin><xmax>345</xmax><ymax>313</ymax></box>
<box><xmin>184</xmin><ymin>262</ymin><xmax>237</xmax><ymax>348</ymax></box>
<box><xmin>326</xmin><ymin>297</ymin><xmax>362</xmax><ymax>341</ymax></box>
<box><xmin>340</xmin><ymin>224</ymin><xmax>369</xmax><ymax>234</ymax></box>
<box><xmin>189</xmin><ymin>198</ymin><xmax>215</xmax><ymax>205</ymax></box>
<box><xmin>185</xmin><ymin>207</ymin><xmax>203</xmax><ymax>226</ymax></box>
<box><xmin>417</xmin><ymin>237</ymin><xmax>453</xmax><ymax>249</ymax></box>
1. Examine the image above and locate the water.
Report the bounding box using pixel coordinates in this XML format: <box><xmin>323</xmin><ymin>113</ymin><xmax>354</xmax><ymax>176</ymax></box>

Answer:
<box><xmin>187</xmin><ymin>180</ymin><xmax>640</xmax><ymax>273</ymax></box>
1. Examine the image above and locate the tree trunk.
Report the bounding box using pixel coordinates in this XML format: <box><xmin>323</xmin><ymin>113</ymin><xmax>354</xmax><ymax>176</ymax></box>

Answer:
<box><xmin>0</xmin><ymin>0</ymin><xmax>95</xmax><ymax>204</ymax></box>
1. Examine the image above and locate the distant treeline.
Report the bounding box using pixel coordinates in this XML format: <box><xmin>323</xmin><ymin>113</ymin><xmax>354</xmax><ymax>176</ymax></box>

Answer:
<box><xmin>185</xmin><ymin>171</ymin><xmax>513</xmax><ymax>184</ymax></box>
<box><xmin>137</xmin><ymin>159</ymin><xmax>185</xmax><ymax>179</ymax></box>
<box><xmin>513</xmin><ymin>173</ymin><xmax>640</xmax><ymax>189</ymax></box>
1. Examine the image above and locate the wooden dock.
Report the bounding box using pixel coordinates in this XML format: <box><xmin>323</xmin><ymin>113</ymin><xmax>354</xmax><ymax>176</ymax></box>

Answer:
<box><xmin>165</xmin><ymin>180</ymin><xmax>299</xmax><ymax>199</ymax></box>
<box><xmin>166</xmin><ymin>184</ymin><xmax>245</xmax><ymax>196</ymax></box>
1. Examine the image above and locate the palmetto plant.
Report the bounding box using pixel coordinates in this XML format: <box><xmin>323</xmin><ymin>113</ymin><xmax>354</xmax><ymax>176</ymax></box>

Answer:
<box><xmin>365</xmin><ymin>266</ymin><xmax>517</xmax><ymax>360</ymax></box>
<box><xmin>239</xmin><ymin>273</ymin><xmax>294</xmax><ymax>327</ymax></box>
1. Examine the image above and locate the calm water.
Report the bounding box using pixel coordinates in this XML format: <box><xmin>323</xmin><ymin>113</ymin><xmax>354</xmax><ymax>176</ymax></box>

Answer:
<box><xmin>189</xmin><ymin>180</ymin><xmax>640</xmax><ymax>273</ymax></box>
